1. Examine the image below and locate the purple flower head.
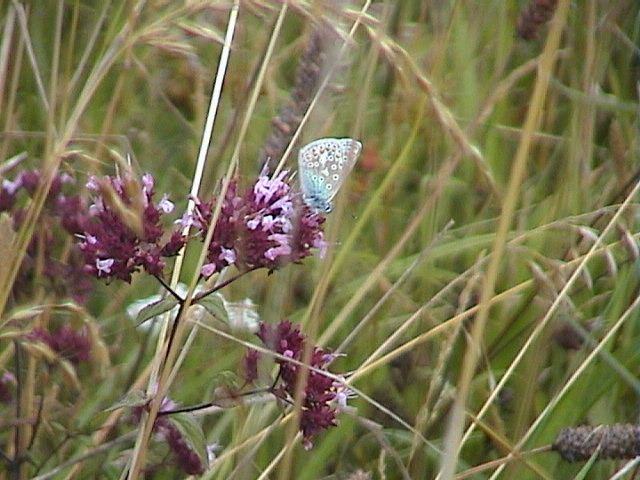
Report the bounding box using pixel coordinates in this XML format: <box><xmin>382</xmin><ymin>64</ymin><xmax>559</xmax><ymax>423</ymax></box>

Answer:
<box><xmin>243</xmin><ymin>349</ymin><xmax>261</xmax><ymax>384</ymax></box>
<box><xmin>130</xmin><ymin>397</ymin><xmax>206</xmax><ymax>475</ymax></box>
<box><xmin>56</xmin><ymin>195</ymin><xmax>88</xmax><ymax>234</ymax></box>
<box><xmin>252</xmin><ymin>320</ymin><xmax>345</xmax><ymax>448</ymax></box>
<box><xmin>19</xmin><ymin>170</ymin><xmax>42</xmax><ymax>195</ymax></box>
<box><xmin>300</xmin><ymin>403</ymin><xmax>339</xmax><ymax>450</ymax></box>
<box><xmin>0</xmin><ymin>180</ymin><xmax>18</xmax><ymax>211</ymax></box>
<box><xmin>0</xmin><ymin>373</ymin><xmax>16</xmax><ymax>404</ymax></box>
<box><xmin>76</xmin><ymin>173</ymin><xmax>187</xmax><ymax>282</ymax></box>
<box><xmin>194</xmin><ymin>171</ymin><xmax>325</xmax><ymax>277</ymax></box>
<box><xmin>1</xmin><ymin>169</ymin><xmax>96</xmax><ymax>303</ymax></box>
<box><xmin>164</xmin><ymin>424</ymin><xmax>206</xmax><ymax>475</ymax></box>
<box><xmin>11</xmin><ymin>169</ymin><xmax>75</xmax><ymax>207</ymax></box>
<box><xmin>30</xmin><ymin>326</ymin><xmax>91</xmax><ymax>364</ymax></box>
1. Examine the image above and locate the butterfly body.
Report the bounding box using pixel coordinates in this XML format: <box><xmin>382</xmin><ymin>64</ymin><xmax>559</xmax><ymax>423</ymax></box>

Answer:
<box><xmin>298</xmin><ymin>138</ymin><xmax>362</xmax><ymax>213</ymax></box>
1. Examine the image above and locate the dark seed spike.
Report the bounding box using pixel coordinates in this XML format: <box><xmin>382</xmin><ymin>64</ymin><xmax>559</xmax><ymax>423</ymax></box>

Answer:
<box><xmin>553</xmin><ymin>424</ymin><xmax>640</xmax><ymax>462</ymax></box>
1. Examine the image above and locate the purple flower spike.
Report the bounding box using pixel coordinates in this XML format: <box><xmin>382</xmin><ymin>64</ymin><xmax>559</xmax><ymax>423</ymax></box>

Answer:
<box><xmin>253</xmin><ymin>321</ymin><xmax>347</xmax><ymax>449</ymax></box>
<box><xmin>243</xmin><ymin>349</ymin><xmax>261</xmax><ymax>384</ymax></box>
<box><xmin>130</xmin><ymin>397</ymin><xmax>206</xmax><ymax>475</ymax></box>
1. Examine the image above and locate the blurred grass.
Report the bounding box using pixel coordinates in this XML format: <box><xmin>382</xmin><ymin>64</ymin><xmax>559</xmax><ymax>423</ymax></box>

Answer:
<box><xmin>2</xmin><ymin>0</ymin><xmax>640</xmax><ymax>479</ymax></box>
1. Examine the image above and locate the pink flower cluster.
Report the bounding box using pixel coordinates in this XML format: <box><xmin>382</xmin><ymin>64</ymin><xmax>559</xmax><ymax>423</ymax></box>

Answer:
<box><xmin>30</xmin><ymin>326</ymin><xmax>91</xmax><ymax>364</ymax></box>
<box><xmin>191</xmin><ymin>170</ymin><xmax>326</xmax><ymax>277</ymax></box>
<box><xmin>249</xmin><ymin>321</ymin><xmax>345</xmax><ymax>449</ymax></box>
<box><xmin>1</xmin><ymin>168</ymin><xmax>327</xmax><ymax>289</ymax></box>
<box><xmin>0</xmin><ymin>169</ymin><xmax>94</xmax><ymax>302</ymax></box>
<box><xmin>77</xmin><ymin>174</ymin><xmax>186</xmax><ymax>282</ymax></box>
<box><xmin>76</xmin><ymin>170</ymin><xmax>326</xmax><ymax>282</ymax></box>
<box><xmin>130</xmin><ymin>399</ymin><xmax>205</xmax><ymax>475</ymax></box>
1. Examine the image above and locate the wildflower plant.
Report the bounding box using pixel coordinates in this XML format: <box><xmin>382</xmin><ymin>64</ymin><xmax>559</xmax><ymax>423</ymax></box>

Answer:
<box><xmin>73</xmin><ymin>165</ymin><xmax>337</xmax><ymax>470</ymax></box>
<box><xmin>1</xmin><ymin>3</ymin><xmax>367</xmax><ymax>476</ymax></box>
<box><xmin>5</xmin><ymin>1</ymin><xmax>637</xmax><ymax>480</ymax></box>
<box><xmin>0</xmin><ymin>159</ymin><xmax>345</xmax><ymax>476</ymax></box>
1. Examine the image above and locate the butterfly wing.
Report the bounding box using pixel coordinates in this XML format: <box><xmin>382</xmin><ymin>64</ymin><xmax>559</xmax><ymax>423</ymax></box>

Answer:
<box><xmin>298</xmin><ymin>138</ymin><xmax>362</xmax><ymax>212</ymax></box>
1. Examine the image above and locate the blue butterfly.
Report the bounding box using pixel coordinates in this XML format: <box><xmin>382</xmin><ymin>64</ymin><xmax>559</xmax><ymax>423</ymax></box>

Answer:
<box><xmin>298</xmin><ymin>138</ymin><xmax>362</xmax><ymax>213</ymax></box>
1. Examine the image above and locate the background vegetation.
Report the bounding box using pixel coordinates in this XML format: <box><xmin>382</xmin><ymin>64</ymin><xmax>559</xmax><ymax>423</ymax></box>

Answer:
<box><xmin>2</xmin><ymin>0</ymin><xmax>640</xmax><ymax>479</ymax></box>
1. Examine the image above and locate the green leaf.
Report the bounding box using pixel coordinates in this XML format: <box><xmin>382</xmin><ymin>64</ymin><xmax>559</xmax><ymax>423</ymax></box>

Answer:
<box><xmin>225</xmin><ymin>298</ymin><xmax>259</xmax><ymax>332</ymax></box>
<box><xmin>197</xmin><ymin>293</ymin><xmax>228</xmax><ymax>323</ymax></box>
<box><xmin>571</xmin><ymin>447</ymin><xmax>600</xmax><ymax>480</ymax></box>
<box><xmin>168</xmin><ymin>413</ymin><xmax>208</xmax><ymax>469</ymax></box>
<box><xmin>105</xmin><ymin>389</ymin><xmax>148</xmax><ymax>412</ymax></box>
<box><xmin>211</xmin><ymin>386</ymin><xmax>243</xmax><ymax>408</ymax></box>
<box><xmin>211</xmin><ymin>371</ymin><xmax>240</xmax><ymax>391</ymax></box>
<box><xmin>210</xmin><ymin>371</ymin><xmax>242</xmax><ymax>407</ymax></box>
<box><xmin>135</xmin><ymin>297</ymin><xmax>179</xmax><ymax>325</ymax></box>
